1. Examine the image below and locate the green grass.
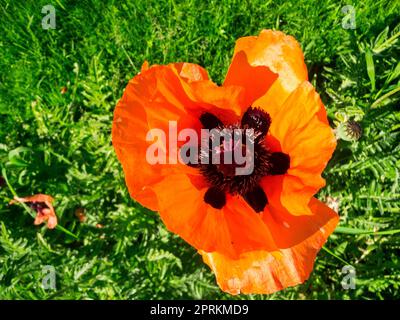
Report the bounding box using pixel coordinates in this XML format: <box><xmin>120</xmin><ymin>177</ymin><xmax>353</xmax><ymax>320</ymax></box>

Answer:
<box><xmin>0</xmin><ymin>0</ymin><xmax>399</xmax><ymax>299</ymax></box>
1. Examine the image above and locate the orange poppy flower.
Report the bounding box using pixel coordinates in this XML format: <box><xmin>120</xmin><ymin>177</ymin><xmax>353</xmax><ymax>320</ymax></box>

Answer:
<box><xmin>10</xmin><ymin>194</ymin><xmax>58</xmax><ymax>229</ymax></box>
<box><xmin>112</xmin><ymin>29</ymin><xmax>339</xmax><ymax>294</ymax></box>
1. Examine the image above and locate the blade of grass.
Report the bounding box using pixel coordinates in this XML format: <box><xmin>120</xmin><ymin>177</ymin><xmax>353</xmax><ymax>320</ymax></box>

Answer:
<box><xmin>365</xmin><ymin>49</ymin><xmax>375</xmax><ymax>92</ymax></box>
<box><xmin>335</xmin><ymin>226</ymin><xmax>400</xmax><ymax>236</ymax></box>
<box><xmin>371</xmin><ymin>85</ymin><xmax>400</xmax><ymax>108</ymax></box>
<box><xmin>322</xmin><ymin>246</ymin><xmax>350</xmax><ymax>265</ymax></box>
<box><xmin>2</xmin><ymin>167</ymin><xmax>35</xmax><ymax>218</ymax></box>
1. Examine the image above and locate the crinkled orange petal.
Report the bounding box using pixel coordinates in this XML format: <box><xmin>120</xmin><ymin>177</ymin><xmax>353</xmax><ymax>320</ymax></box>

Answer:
<box><xmin>139</xmin><ymin>62</ymin><xmax>241</xmax><ymax>120</ymax></box>
<box><xmin>200</xmin><ymin>198</ymin><xmax>339</xmax><ymax>295</ymax></box>
<box><xmin>46</xmin><ymin>214</ymin><xmax>58</xmax><ymax>229</ymax></box>
<box><xmin>233</xmin><ymin>29</ymin><xmax>308</xmax><ymax>119</ymax></box>
<box><xmin>152</xmin><ymin>173</ymin><xmax>278</xmax><ymax>258</ymax></box>
<box><xmin>189</xmin><ymin>80</ymin><xmax>245</xmax><ymax>120</ymax></box>
<box><xmin>112</xmin><ymin>64</ymin><xmax>207</xmax><ymax>211</ymax></box>
<box><xmin>262</xmin><ymin>81</ymin><xmax>336</xmax><ymax>215</ymax></box>
<box><xmin>171</xmin><ymin>62</ymin><xmax>209</xmax><ymax>82</ymax></box>
<box><xmin>224</xmin><ymin>50</ymin><xmax>278</xmax><ymax>111</ymax></box>
<box><xmin>112</xmin><ymin>91</ymin><xmax>163</xmax><ymax>211</ymax></box>
<box><xmin>141</xmin><ymin>61</ymin><xmax>149</xmax><ymax>72</ymax></box>
<box><xmin>11</xmin><ymin>194</ymin><xmax>54</xmax><ymax>204</ymax></box>
<box><xmin>34</xmin><ymin>207</ymin><xmax>57</xmax><ymax>229</ymax></box>
<box><xmin>141</xmin><ymin>61</ymin><xmax>209</xmax><ymax>82</ymax></box>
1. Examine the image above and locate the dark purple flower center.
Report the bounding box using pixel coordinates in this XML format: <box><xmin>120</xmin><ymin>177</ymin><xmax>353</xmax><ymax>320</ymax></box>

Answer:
<box><xmin>182</xmin><ymin>107</ymin><xmax>290</xmax><ymax>213</ymax></box>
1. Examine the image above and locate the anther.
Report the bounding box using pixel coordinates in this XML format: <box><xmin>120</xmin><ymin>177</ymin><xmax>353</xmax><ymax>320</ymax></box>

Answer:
<box><xmin>200</xmin><ymin>112</ymin><xmax>223</xmax><ymax>130</ymax></box>
<box><xmin>241</xmin><ymin>107</ymin><xmax>271</xmax><ymax>138</ymax></box>
<box><xmin>204</xmin><ymin>186</ymin><xmax>226</xmax><ymax>209</ymax></box>
<box><xmin>269</xmin><ymin>152</ymin><xmax>290</xmax><ymax>175</ymax></box>
<box><xmin>243</xmin><ymin>185</ymin><xmax>268</xmax><ymax>213</ymax></box>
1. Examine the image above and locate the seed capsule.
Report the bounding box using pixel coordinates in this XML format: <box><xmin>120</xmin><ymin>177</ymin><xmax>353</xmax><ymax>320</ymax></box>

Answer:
<box><xmin>337</xmin><ymin>120</ymin><xmax>362</xmax><ymax>141</ymax></box>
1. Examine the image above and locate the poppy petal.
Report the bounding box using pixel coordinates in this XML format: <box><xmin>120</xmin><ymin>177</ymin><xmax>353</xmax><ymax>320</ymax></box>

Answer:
<box><xmin>33</xmin><ymin>207</ymin><xmax>57</xmax><ymax>229</ymax></box>
<box><xmin>189</xmin><ymin>80</ymin><xmax>245</xmax><ymax>119</ymax></box>
<box><xmin>142</xmin><ymin>62</ymin><xmax>241</xmax><ymax>120</ymax></box>
<box><xmin>233</xmin><ymin>30</ymin><xmax>308</xmax><ymax>119</ymax></box>
<box><xmin>112</xmin><ymin>64</ymin><xmax>209</xmax><ymax>211</ymax></box>
<box><xmin>170</xmin><ymin>62</ymin><xmax>209</xmax><ymax>82</ymax></box>
<box><xmin>263</xmin><ymin>81</ymin><xmax>336</xmax><ymax>215</ymax></box>
<box><xmin>46</xmin><ymin>213</ymin><xmax>58</xmax><ymax>229</ymax></box>
<box><xmin>200</xmin><ymin>197</ymin><xmax>339</xmax><ymax>295</ymax></box>
<box><xmin>11</xmin><ymin>194</ymin><xmax>54</xmax><ymax>204</ymax></box>
<box><xmin>224</xmin><ymin>51</ymin><xmax>278</xmax><ymax>110</ymax></box>
<box><xmin>152</xmin><ymin>173</ymin><xmax>278</xmax><ymax>258</ymax></box>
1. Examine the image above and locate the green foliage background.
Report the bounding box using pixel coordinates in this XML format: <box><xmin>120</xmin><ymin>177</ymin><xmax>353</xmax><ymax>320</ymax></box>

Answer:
<box><xmin>0</xmin><ymin>0</ymin><xmax>399</xmax><ymax>299</ymax></box>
